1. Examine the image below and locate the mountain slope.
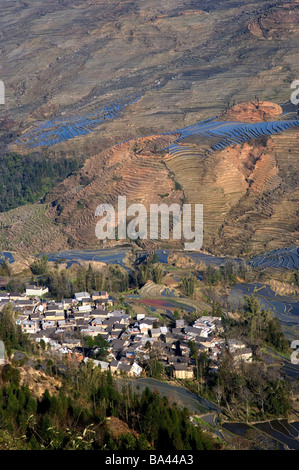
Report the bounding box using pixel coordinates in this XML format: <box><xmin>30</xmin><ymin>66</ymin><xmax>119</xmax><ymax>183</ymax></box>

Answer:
<box><xmin>0</xmin><ymin>102</ymin><xmax>298</xmax><ymax>257</ymax></box>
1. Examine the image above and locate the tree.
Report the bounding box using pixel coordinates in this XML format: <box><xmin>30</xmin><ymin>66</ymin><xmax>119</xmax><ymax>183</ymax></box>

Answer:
<box><xmin>85</xmin><ymin>334</ymin><xmax>109</xmax><ymax>360</ymax></box>
<box><xmin>181</xmin><ymin>274</ymin><xmax>195</xmax><ymax>296</ymax></box>
<box><xmin>30</xmin><ymin>255</ymin><xmax>49</xmax><ymax>275</ymax></box>
<box><xmin>152</xmin><ymin>264</ymin><xmax>163</xmax><ymax>285</ymax></box>
<box><xmin>0</xmin><ymin>304</ymin><xmax>33</xmax><ymax>357</ymax></box>
<box><xmin>173</xmin><ymin>310</ymin><xmax>180</xmax><ymax>320</ymax></box>
<box><xmin>0</xmin><ymin>259</ymin><xmax>11</xmax><ymax>277</ymax></box>
<box><xmin>243</xmin><ymin>296</ymin><xmax>288</xmax><ymax>352</ymax></box>
<box><xmin>188</xmin><ymin>340</ymin><xmax>198</xmax><ymax>361</ymax></box>
<box><xmin>212</xmin><ymin>302</ymin><xmax>222</xmax><ymax>317</ymax></box>
<box><xmin>138</xmin><ymin>265</ymin><xmax>150</xmax><ymax>286</ymax></box>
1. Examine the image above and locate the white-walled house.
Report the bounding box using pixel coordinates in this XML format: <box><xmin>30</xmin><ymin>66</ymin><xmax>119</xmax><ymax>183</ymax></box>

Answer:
<box><xmin>26</xmin><ymin>285</ymin><xmax>49</xmax><ymax>297</ymax></box>
<box><xmin>74</xmin><ymin>292</ymin><xmax>90</xmax><ymax>301</ymax></box>
<box><xmin>21</xmin><ymin>319</ymin><xmax>40</xmax><ymax>334</ymax></box>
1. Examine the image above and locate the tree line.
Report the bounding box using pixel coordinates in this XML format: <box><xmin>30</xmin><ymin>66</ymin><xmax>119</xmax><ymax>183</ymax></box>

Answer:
<box><xmin>0</xmin><ymin>361</ymin><xmax>220</xmax><ymax>450</ymax></box>
<box><xmin>0</xmin><ymin>152</ymin><xmax>81</xmax><ymax>212</ymax></box>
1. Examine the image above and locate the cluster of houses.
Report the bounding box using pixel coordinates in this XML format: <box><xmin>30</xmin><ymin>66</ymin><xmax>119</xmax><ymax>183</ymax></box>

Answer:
<box><xmin>0</xmin><ymin>286</ymin><xmax>252</xmax><ymax>377</ymax></box>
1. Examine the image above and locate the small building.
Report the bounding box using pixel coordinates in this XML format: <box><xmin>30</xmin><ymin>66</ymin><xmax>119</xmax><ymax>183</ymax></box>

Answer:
<box><xmin>228</xmin><ymin>339</ymin><xmax>248</xmax><ymax>350</ymax></box>
<box><xmin>77</xmin><ymin>305</ymin><xmax>92</xmax><ymax>313</ymax></box>
<box><xmin>91</xmin><ymin>308</ymin><xmax>107</xmax><ymax>319</ymax></box>
<box><xmin>21</xmin><ymin>320</ymin><xmax>40</xmax><ymax>334</ymax></box>
<box><xmin>92</xmin><ymin>291</ymin><xmax>109</xmax><ymax>301</ymax></box>
<box><xmin>139</xmin><ymin>322</ymin><xmax>151</xmax><ymax>335</ymax></box>
<box><xmin>0</xmin><ymin>293</ymin><xmax>10</xmax><ymax>302</ymax></box>
<box><xmin>150</xmin><ymin>328</ymin><xmax>161</xmax><ymax>338</ymax></box>
<box><xmin>233</xmin><ymin>347</ymin><xmax>253</xmax><ymax>364</ymax></box>
<box><xmin>74</xmin><ymin>292</ymin><xmax>90</xmax><ymax>302</ymax></box>
<box><xmin>172</xmin><ymin>363</ymin><xmax>194</xmax><ymax>380</ymax></box>
<box><xmin>109</xmin><ymin>359</ymin><xmax>119</xmax><ymax>374</ymax></box>
<box><xmin>26</xmin><ymin>285</ymin><xmax>49</xmax><ymax>297</ymax></box>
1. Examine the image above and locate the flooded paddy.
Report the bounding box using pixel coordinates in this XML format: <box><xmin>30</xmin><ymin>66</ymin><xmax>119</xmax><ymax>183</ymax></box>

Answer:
<box><xmin>38</xmin><ymin>247</ymin><xmax>131</xmax><ymax>268</ymax></box>
<box><xmin>229</xmin><ymin>282</ymin><xmax>299</xmax><ymax>340</ymax></box>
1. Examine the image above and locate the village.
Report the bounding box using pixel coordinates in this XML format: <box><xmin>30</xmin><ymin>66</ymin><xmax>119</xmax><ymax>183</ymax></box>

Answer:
<box><xmin>0</xmin><ymin>284</ymin><xmax>253</xmax><ymax>379</ymax></box>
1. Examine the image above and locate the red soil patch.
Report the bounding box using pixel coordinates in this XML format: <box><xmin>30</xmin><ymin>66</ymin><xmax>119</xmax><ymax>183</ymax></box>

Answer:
<box><xmin>224</xmin><ymin>101</ymin><xmax>283</xmax><ymax>123</ymax></box>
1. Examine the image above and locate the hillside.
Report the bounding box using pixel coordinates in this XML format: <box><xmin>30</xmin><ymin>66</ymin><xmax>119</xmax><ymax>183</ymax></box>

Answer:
<box><xmin>2</xmin><ymin>0</ymin><xmax>299</xmax><ymax>157</ymax></box>
<box><xmin>0</xmin><ymin>100</ymin><xmax>298</xmax><ymax>257</ymax></box>
<box><xmin>0</xmin><ymin>1</ymin><xmax>299</xmax><ymax>257</ymax></box>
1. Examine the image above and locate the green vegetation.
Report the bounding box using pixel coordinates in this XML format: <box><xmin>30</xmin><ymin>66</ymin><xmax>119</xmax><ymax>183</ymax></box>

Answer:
<box><xmin>44</xmin><ymin>263</ymin><xmax>129</xmax><ymax>299</ymax></box>
<box><xmin>223</xmin><ymin>296</ymin><xmax>289</xmax><ymax>354</ymax></box>
<box><xmin>292</xmin><ymin>271</ymin><xmax>299</xmax><ymax>287</ymax></box>
<box><xmin>0</xmin><ymin>360</ymin><xmax>219</xmax><ymax>450</ymax></box>
<box><xmin>132</xmin><ymin>261</ymin><xmax>165</xmax><ymax>288</ymax></box>
<box><xmin>200</xmin><ymin>295</ymin><xmax>292</xmax><ymax>421</ymax></box>
<box><xmin>181</xmin><ymin>274</ymin><xmax>196</xmax><ymax>297</ymax></box>
<box><xmin>184</xmin><ymin>296</ymin><xmax>292</xmax><ymax>422</ymax></box>
<box><xmin>83</xmin><ymin>335</ymin><xmax>110</xmax><ymax>361</ymax></box>
<box><xmin>174</xmin><ymin>181</ymin><xmax>182</xmax><ymax>191</ymax></box>
<box><xmin>213</xmin><ymin>354</ymin><xmax>291</xmax><ymax>421</ymax></box>
<box><xmin>202</xmin><ymin>261</ymin><xmax>249</xmax><ymax>286</ymax></box>
<box><xmin>30</xmin><ymin>255</ymin><xmax>49</xmax><ymax>275</ymax></box>
<box><xmin>0</xmin><ymin>260</ymin><xmax>11</xmax><ymax>277</ymax></box>
<box><xmin>4</xmin><ymin>279</ymin><xmax>25</xmax><ymax>294</ymax></box>
<box><xmin>152</xmin><ymin>264</ymin><xmax>164</xmax><ymax>285</ymax></box>
<box><xmin>0</xmin><ymin>305</ymin><xmax>35</xmax><ymax>358</ymax></box>
<box><xmin>0</xmin><ymin>152</ymin><xmax>80</xmax><ymax>212</ymax></box>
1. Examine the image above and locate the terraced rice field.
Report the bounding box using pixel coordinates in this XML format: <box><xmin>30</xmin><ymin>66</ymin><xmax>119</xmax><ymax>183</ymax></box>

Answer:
<box><xmin>15</xmin><ymin>96</ymin><xmax>141</xmax><ymax>149</ymax></box>
<box><xmin>173</xmin><ymin>119</ymin><xmax>299</xmax><ymax>147</ymax></box>
<box><xmin>222</xmin><ymin>420</ymin><xmax>299</xmax><ymax>450</ymax></box>
<box><xmin>0</xmin><ymin>252</ymin><xmax>15</xmax><ymax>264</ymax></box>
<box><xmin>0</xmin><ymin>204</ymin><xmax>66</xmax><ymax>253</ymax></box>
<box><xmin>39</xmin><ymin>246</ymin><xmax>298</xmax><ymax>271</ymax></box>
<box><xmin>229</xmin><ymin>282</ymin><xmax>299</xmax><ymax>339</ymax></box>
<box><xmin>139</xmin><ymin>281</ymin><xmax>178</xmax><ymax>299</ymax></box>
<box><xmin>15</xmin><ymin>95</ymin><xmax>299</xmax><ymax>156</ymax></box>
<box><xmin>164</xmin><ymin>117</ymin><xmax>299</xmax><ymax>164</ymax></box>
<box><xmin>39</xmin><ymin>247</ymin><xmax>131</xmax><ymax>268</ymax></box>
<box><xmin>248</xmin><ymin>246</ymin><xmax>299</xmax><ymax>270</ymax></box>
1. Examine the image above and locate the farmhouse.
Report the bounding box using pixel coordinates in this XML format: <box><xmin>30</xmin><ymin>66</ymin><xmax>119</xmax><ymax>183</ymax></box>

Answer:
<box><xmin>172</xmin><ymin>363</ymin><xmax>194</xmax><ymax>380</ymax></box>
<box><xmin>26</xmin><ymin>285</ymin><xmax>49</xmax><ymax>297</ymax></box>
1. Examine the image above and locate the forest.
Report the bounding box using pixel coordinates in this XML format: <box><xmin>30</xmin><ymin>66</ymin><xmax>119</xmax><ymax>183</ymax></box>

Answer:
<box><xmin>0</xmin><ymin>152</ymin><xmax>81</xmax><ymax>212</ymax></box>
<box><xmin>0</xmin><ymin>361</ymin><xmax>220</xmax><ymax>450</ymax></box>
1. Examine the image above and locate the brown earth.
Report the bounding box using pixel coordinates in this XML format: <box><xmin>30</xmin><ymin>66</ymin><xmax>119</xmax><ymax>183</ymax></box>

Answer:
<box><xmin>248</xmin><ymin>1</ymin><xmax>299</xmax><ymax>40</ymax></box>
<box><xmin>266</xmin><ymin>280</ymin><xmax>299</xmax><ymax>296</ymax></box>
<box><xmin>168</xmin><ymin>253</ymin><xmax>196</xmax><ymax>269</ymax></box>
<box><xmin>19</xmin><ymin>366</ymin><xmax>61</xmax><ymax>399</ymax></box>
<box><xmin>223</xmin><ymin>101</ymin><xmax>283</xmax><ymax>123</ymax></box>
<box><xmin>2</xmin><ymin>0</ymin><xmax>299</xmax><ymax>159</ymax></box>
<box><xmin>0</xmin><ymin>106</ymin><xmax>298</xmax><ymax>257</ymax></box>
<box><xmin>164</xmin><ymin>124</ymin><xmax>299</xmax><ymax>256</ymax></box>
<box><xmin>106</xmin><ymin>416</ymin><xmax>139</xmax><ymax>440</ymax></box>
<box><xmin>0</xmin><ymin>1</ymin><xmax>299</xmax><ymax>258</ymax></box>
